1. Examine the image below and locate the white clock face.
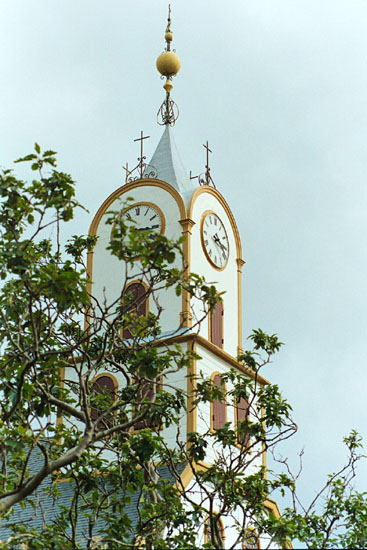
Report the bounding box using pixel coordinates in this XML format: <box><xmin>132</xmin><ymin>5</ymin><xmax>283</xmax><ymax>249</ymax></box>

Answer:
<box><xmin>124</xmin><ymin>202</ymin><xmax>164</xmax><ymax>234</ymax></box>
<box><xmin>201</xmin><ymin>212</ymin><xmax>229</xmax><ymax>269</ymax></box>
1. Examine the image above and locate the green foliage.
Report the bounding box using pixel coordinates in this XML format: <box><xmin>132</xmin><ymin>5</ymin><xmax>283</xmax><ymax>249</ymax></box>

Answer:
<box><xmin>0</xmin><ymin>147</ymin><xmax>365</xmax><ymax>550</ymax></box>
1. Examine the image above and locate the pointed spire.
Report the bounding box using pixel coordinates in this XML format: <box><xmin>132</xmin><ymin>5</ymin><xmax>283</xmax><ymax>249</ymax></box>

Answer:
<box><xmin>156</xmin><ymin>5</ymin><xmax>180</xmax><ymax>126</ymax></box>
<box><xmin>144</xmin><ymin>126</ymin><xmax>198</xmax><ymax>196</ymax></box>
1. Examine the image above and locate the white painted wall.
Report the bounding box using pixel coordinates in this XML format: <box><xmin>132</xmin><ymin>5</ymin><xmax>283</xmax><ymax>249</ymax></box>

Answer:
<box><xmin>189</xmin><ymin>190</ymin><xmax>241</xmax><ymax>357</ymax></box>
<box><xmin>184</xmin><ymin>475</ymin><xmax>281</xmax><ymax>549</ymax></box>
<box><xmin>90</xmin><ymin>182</ymin><xmax>184</xmax><ymax>334</ymax></box>
<box><xmin>195</xmin><ymin>343</ymin><xmax>264</xmax><ymax>471</ymax></box>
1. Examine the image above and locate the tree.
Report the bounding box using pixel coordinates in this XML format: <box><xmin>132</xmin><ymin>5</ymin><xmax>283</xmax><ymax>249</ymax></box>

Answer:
<box><xmin>0</xmin><ymin>146</ymin><xmax>366</xmax><ymax>549</ymax></box>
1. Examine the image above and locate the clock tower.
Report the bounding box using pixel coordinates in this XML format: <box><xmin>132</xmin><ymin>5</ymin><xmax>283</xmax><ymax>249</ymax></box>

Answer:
<box><xmin>86</xmin><ymin>8</ymin><xmax>280</xmax><ymax>548</ymax></box>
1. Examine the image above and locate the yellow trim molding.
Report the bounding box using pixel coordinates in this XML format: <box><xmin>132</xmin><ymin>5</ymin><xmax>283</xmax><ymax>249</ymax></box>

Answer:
<box><xmin>86</xmin><ymin>178</ymin><xmax>188</xmax><ymax>329</ymax></box>
<box><xmin>160</xmin><ymin>333</ymin><xmax>270</xmax><ymax>387</ymax></box>
<box><xmin>236</xmin><ymin>257</ymin><xmax>245</xmax><ymax>355</ymax></box>
<box><xmin>179</xmin><ymin>218</ymin><xmax>195</xmax><ymax>328</ymax></box>
<box><xmin>110</xmin><ymin>201</ymin><xmax>166</xmax><ymax>239</ymax></box>
<box><xmin>188</xmin><ymin>185</ymin><xmax>243</xmax><ymax>260</ymax></box>
<box><xmin>88</xmin><ymin>178</ymin><xmax>187</xmax><ymax>237</ymax></box>
<box><xmin>186</xmin><ymin>340</ymin><xmax>197</xmax><ymax>444</ymax></box>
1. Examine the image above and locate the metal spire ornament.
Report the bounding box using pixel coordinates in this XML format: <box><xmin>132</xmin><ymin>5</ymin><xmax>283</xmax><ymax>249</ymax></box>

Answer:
<box><xmin>156</xmin><ymin>5</ymin><xmax>180</xmax><ymax>126</ymax></box>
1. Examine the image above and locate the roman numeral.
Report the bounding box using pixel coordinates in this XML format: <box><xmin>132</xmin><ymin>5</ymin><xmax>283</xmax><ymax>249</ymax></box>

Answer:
<box><xmin>150</xmin><ymin>215</ymin><xmax>157</xmax><ymax>221</ymax></box>
<box><xmin>135</xmin><ymin>207</ymin><xmax>140</xmax><ymax>215</ymax></box>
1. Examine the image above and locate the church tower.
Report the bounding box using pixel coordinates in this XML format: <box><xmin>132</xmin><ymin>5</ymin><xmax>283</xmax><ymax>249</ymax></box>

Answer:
<box><xmin>85</xmin><ymin>8</ymin><xmax>281</xmax><ymax>548</ymax></box>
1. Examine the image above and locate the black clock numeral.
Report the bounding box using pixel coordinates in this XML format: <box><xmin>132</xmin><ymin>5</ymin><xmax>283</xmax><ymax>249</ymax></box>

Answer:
<box><xmin>209</xmin><ymin>249</ymin><xmax>212</xmax><ymax>257</ymax></box>
<box><xmin>222</xmin><ymin>252</ymin><xmax>226</xmax><ymax>260</ymax></box>
<box><xmin>126</xmin><ymin>212</ymin><xmax>132</xmax><ymax>220</ymax></box>
<box><xmin>204</xmin><ymin>239</ymin><xmax>208</xmax><ymax>246</ymax></box>
<box><xmin>214</xmin><ymin>255</ymin><xmax>217</xmax><ymax>264</ymax></box>
<box><xmin>214</xmin><ymin>217</ymin><xmax>217</xmax><ymax>225</ymax></box>
<box><xmin>135</xmin><ymin>207</ymin><xmax>140</xmax><ymax>216</ymax></box>
<box><xmin>145</xmin><ymin>208</ymin><xmax>149</xmax><ymax>216</ymax></box>
<box><xmin>209</xmin><ymin>216</ymin><xmax>212</xmax><ymax>224</ymax></box>
<box><xmin>150</xmin><ymin>215</ymin><xmax>157</xmax><ymax>221</ymax></box>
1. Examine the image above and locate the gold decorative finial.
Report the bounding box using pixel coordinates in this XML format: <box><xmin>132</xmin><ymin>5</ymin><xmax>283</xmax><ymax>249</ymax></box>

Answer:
<box><xmin>156</xmin><ymin>5</ymin><xmax>180</xmax><ymax>126</ymax></box>
<box><xmin>165</xmin><ymin>5</ymin><xmax>173</xmax><ymax>44</ymax></box>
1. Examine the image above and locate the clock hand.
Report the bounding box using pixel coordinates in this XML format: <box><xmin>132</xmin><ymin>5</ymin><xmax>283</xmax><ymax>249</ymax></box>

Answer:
<box><xmin>213</xmin><ymin>234</ymin><xmax>227</xmax><ymax>251</ymax></box>
<box><xmin>137</xmin><ymin>224</ymin><xmax>160</xmax><ymax>231</ymax></box>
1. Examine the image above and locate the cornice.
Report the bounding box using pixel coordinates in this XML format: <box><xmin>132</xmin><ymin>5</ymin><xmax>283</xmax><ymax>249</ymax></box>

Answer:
<box><xmin>161</xmin><ymin>333</ymin><xmax>270</xmax><ymax>386</ymax></box>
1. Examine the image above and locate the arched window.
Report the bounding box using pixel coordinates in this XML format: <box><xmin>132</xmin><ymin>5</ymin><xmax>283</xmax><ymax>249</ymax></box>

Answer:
<box><xmin>236</xmin><ymin>395</ymin><xmax>250</xmax><ymax>448</ymax></box>
<box><xmin>122</xmin><ymin>281</ymin><xmax>148</xmax><ymax>339</ymax></box>
<box><xmin>243</xmin><ymin>528</ymin><xmax>260</xmax><ymax>549</ymax></box>
<box><xmin>210</xmin><ymin>300</ymin><xmax>223</xmax><ymax>348</ymax></box>
<box><xmin>133</xmin><ymin>378</ymin><xmax>161</xmax><ymax>431</ymax></box>
<box><xmin>90</xmin><ymin>374</ymin><xmax>117</xmax><ymax>429</ymax></box>
<box><xmin>204</xmin><ymin>515</ymin><xmax>225</xmax><ymax>546</ymax></box>
<box><xmin>211</xmin><ymin>374</ymin><xmax>226</xmax><ymax>431</ymax></box>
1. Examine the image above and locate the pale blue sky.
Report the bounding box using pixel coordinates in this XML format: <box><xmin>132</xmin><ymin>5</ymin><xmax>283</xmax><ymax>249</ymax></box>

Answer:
<box><xmin>1</xmin><ymin>0</ymin><xmax>367</xmax><ymax>509</ymax></box>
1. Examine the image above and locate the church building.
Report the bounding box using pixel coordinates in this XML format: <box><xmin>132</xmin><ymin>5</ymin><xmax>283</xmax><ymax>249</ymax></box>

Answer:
<box><xmin>83</xmin><ymin>9</ymin><xmax>284</xmax><ymax>549</ymax></box>
<box><xmin>0</xmin><ymin>8</ymin><xmax>289</xmax><ymax>550</ymax></box>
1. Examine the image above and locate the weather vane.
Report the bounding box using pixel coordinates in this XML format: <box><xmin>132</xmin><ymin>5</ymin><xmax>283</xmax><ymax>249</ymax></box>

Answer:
<box><xmin>156</xmin><ymin>5</ymin><xmax>180</xmax><ymax>126</ymax></box>
<box><xmin>190</xmin><ymin>141</ymin><xmax>216</xmax><ymax>188</ymax></box>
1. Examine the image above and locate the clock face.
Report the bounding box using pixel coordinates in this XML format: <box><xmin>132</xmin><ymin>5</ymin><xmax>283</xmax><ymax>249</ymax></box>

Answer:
<box><xmin>201</xmin><ymin>211</ymin><xmax>229</xmax><ymax>269</ymax></box>
<box><xmin>124</xmin><ymin>202</ymin><xmax>165</xmax><ymax>234</ymax></box>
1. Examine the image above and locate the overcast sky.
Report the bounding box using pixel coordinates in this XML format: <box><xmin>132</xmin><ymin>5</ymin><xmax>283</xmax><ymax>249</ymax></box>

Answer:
<box><xmin>1</xmin><ymin>0</ymin><xmax>367</xmax><ymax>509</ymax></box>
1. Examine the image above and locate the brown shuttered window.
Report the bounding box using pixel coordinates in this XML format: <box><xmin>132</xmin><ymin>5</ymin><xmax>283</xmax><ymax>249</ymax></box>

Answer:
<box><xmin>91</xmin><ymin>375</ymin><xmax>116</xmax><ymax>429</ymax></box>
<box><xmin>236</xmin><ymin>396</ymin><xmax>250</xmax><ymax>448</ymax></box>
<box><xmin>212</xmin><ymin>374</ymin><xmax>226</xmax><ymax>430</ymax></box>
<box><xmin>133</xmin><ymin>380</ymin><xmax>160</xmax><ymax>430</ymax></box>
<box><xmin>210</xmin><ymin>300</ymin><xmax>223</xmax><ymax>348</ymax></box>
<box><xmin>122</xmin><ymin>282</ymin><xmax>147</xmax><ymax>339</ymax></box>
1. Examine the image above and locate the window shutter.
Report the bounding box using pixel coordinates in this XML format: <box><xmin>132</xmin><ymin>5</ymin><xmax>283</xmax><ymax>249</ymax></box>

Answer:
<box><xmin>236</xmin><ymin>396</ymin><xmax>250</xmax><ymax>448</ymax></box>
<box><xmin>91</xmin><ymin>375</ymin><xmax>116</xmax><ymax>428</ymax></box>
<box><xmin>133</xmin><ymin>380</ymin><xmax>158</xmax><ymax>430</ymax></box>
<box><xmin>212</xmin><ymin>374</ymin><xmax>226</xmax><ymax>430</ymax></box>
<box><xmin>210</xmin><ymin>301</ymin><xmax>223</xmax><ymax>348</ymax></box>
<box><xmin>123</xmin><ymin>282</ymin><xmax>147</xmax><ymax>339</ymax></box>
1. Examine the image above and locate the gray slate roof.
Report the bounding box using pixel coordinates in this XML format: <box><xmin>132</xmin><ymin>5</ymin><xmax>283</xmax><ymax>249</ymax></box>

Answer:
<box><xmin>144</xmin><ymin>125</ymin><xmax>198</xmax><ymax>205</ymax></box>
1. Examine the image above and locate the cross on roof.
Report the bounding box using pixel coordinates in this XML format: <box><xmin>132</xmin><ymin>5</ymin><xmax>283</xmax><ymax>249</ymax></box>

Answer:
<box><xmin>189</xmin><ymin>140</ymin><xmax>216</xmax><ymax>188</ymax></box>
<box><xmin>134</xmin><ymin>130</ymin><xmax>150</xmax><ymax>162</ymax></box>
<box><xmin>203</xmin><ymin>140</ymin><xmax>215</xmax><ymax>187</ymax></box>
<box><xmin>203</xmin><ymin>140</ymin><xmax>212</xmax><ymax>169</ymax></box>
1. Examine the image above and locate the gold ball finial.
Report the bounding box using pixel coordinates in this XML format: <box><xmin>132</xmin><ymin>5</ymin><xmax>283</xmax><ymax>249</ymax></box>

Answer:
<box><xmin>156</xmin><ymin>4</ymin><xmax>181</xmax><ymax>86</ymax></box>
<box><xmin>156</xmin><ymin>5</ymin><xmax>180</xmax><ymax>126</ymax></box>
<box><xmin>156</xmin><ymin>51</ymin><xmax>181</xmax><ymax>78</ymax></box>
